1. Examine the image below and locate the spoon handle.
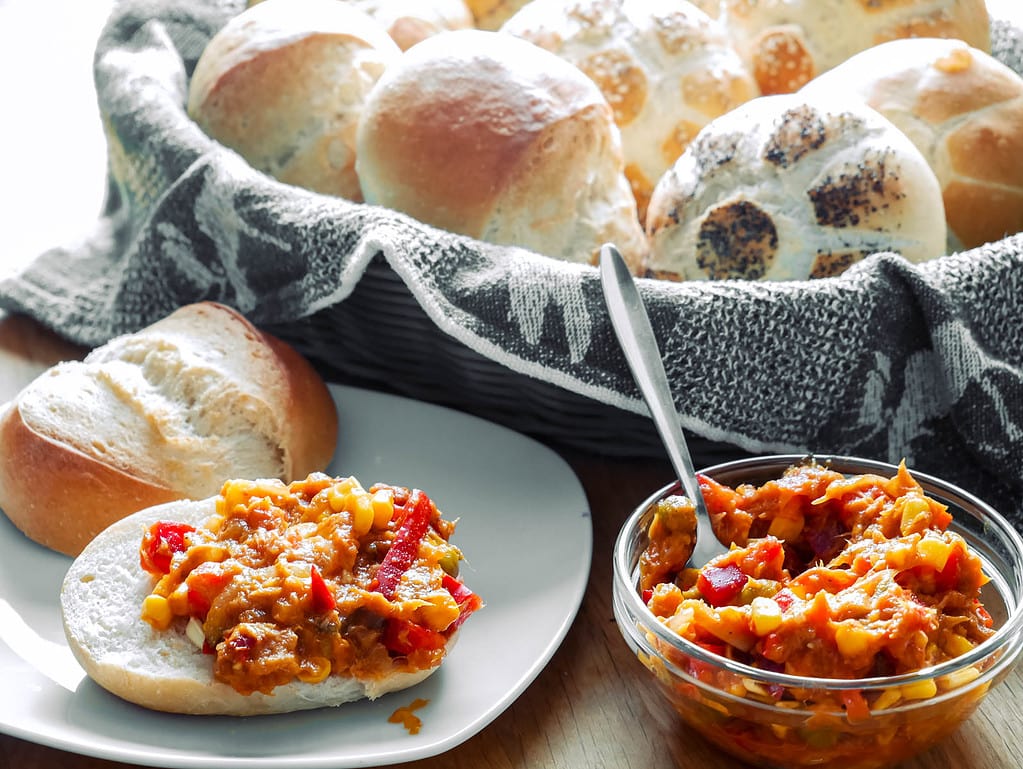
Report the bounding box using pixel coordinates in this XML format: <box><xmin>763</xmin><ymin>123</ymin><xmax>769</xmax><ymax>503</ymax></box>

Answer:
<box><xmin>598</xmin><ymin>244</ymin><xmax>710</xmax><ymax>522</ymax></box>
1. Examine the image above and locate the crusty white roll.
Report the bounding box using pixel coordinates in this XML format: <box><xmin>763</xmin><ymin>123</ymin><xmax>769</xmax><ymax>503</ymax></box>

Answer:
<box><xmin>188</xmin><ymin>0</ymin><xmax>401</xmax><ymax>200</ymax></box>
<box><xmin>247</xmin><ymin>0</ymin><xmax>475</xmax><ymax>51</ymax></box>
<box><xmin>0</xmin><ymin>302</ymin><xmax>338</xmax><ymax>556</ymax></box>
<box><xmin>645</xmin><ymin>93</ymin><xmax>947</xmax><ymax>281</ymax></box>
<box><xmin>801</xmin><ymin>37</ymin><xmax>1023</xmax><ymax>251</ymax></box>
<box><xmin>355</xmin><ymin>29</ymin><xmax>648</xmax><ymax>270</ymax></box>
<box><xmin>465</xmin><ymin>0</ymin><xmax>532</xmax><ymax>30</ymax></box>
<box><xmin>717</xmin><ymin>0</ymin><xmax>990</xmax><ymax>95</ymax></box>
<box><xmin>501</xmin><ymin>0</ymin><xmax>758</xmax><ymax>220</ymax></box>
<box><xmin>61</xmin><ymin>496</ymin><xmax>442</xmax><ymax>715</ymax></box>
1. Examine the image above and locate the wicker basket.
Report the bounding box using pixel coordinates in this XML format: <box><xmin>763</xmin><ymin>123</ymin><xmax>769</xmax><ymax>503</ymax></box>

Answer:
<box><xmin>266</xmin><ymin>253</ymin><xmax>752</xmax><ymax>467</ymax></box>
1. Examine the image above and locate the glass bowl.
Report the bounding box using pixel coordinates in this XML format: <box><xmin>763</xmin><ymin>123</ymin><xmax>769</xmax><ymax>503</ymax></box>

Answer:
<box><xmin>612</xmin><ymin>454</ymin><xmax>1023</xmax><ymax>769</ymax></box>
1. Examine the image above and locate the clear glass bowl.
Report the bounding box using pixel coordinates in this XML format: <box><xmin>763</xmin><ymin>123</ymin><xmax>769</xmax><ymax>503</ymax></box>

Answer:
<box><xmin>613</xmin><ymin>455</ymin><xmax>1023</xmax><ymax>769</ymax></box>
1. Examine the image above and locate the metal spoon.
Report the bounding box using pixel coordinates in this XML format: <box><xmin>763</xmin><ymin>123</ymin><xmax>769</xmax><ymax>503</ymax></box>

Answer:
<box><xmin>598</xmin><ymin>244</ymin><xmax>726</xmax><ymax>564</ymax></box>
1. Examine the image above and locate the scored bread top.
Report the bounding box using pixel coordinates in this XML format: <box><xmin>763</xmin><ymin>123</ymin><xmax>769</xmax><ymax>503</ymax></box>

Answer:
<box><xmin>500</xmin><ymin>0</ymin><xmax>758</xmax><ymax>221</ymax></box>
<box><xmin>801</xmin><ymin>37</ymin><xmax>1023</xmax><ymax>250</ymax></box>
<box><xmin>644</xmin><ymin>93</ymin><xmax>947</xmax><ymax>281</ymax></box>
<box><xmin>718</xmin><ymin>0</ymin><xmax>991</xmax><ymax>95</ymax></box>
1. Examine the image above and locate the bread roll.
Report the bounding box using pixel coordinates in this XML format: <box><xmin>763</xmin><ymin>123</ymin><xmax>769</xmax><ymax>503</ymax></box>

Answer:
<box><xmin>0</xmin><ymin>302</ymin><xmax>338</xmax><ymax>556</ymax></box>
<box><xmin>717</xmin><ymin>0</ymin><xmax>990</xmax><ymax>95</ymax></box>
<box><xmin>801</xmin><ymin>37</ymin><xmax>1023</xmax><ymax>251</ymax></box>
<box><xmin>355</xmin><ymin>29</ymin><xmax>648</xmax><ymax>270</ymax></box>
<box><xmin>501</xmin><ymin>0</ymin><xmax>758</xmax><ymax>220</ymax></box>
<box><xmin>645</xmin><ymin>94</ymin><xmax>947</xmax><ymax>281</ymax></box>
<box><xmin>60</xmin><ymin>474</ymin><xmax>480</xmax><ymax>716</ymax></box>
<box><xmin>247</xmin><ymin>0</ymin><xmax>476</xmax><ymax>51</ymax></box>
<box><xmin>61</xmin><ymin>496</ymin><xmax>443</xmax><ymax>715</ymax></box>
<box><xmin>465</xmin><ymin>0</ymin><xmax>533</xmax><ymax>30</ymax></box>
<box><xmin>189</xmin><ymin>0</ymin><xmax>401</xmax><ymax>200</ymax></box>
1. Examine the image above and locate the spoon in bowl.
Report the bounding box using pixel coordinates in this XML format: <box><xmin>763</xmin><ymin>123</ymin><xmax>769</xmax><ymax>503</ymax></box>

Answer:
<box><xmin>598</xmin><ymin>243</ymin><xmax>726</xmax><ymax>564</ymax></box>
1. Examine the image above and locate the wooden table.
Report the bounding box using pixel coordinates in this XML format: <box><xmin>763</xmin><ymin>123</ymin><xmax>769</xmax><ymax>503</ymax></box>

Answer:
<box><xmin>2</xmin><ymin>2</ymin><xmax>1022</xmax><ymax>767</ymax></box>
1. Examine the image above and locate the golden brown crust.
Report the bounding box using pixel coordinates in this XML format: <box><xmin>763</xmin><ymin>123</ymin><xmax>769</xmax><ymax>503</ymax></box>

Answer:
<box><xmin>263</xmin><ymin>332</ymin><xmax>339</xmax><ymax>478</ymax></box>
<box><xmin>356</xmin><ymin>29</ymin><xmax>648</xmax><ymax>268</ymax></box>
<box><xmin>0</xmin><ymin>403</ymin><xmax>181</xmax><ymax>556</ymax></box>
<box><xmin>0</xmin><ymin>302</ymin><xmax>338</xmax><ymax>557</ymax></box>
<box><xmin>188</xmin><ymin>0</ymin><xmax>400</xmax><ymax>200</ymax></box>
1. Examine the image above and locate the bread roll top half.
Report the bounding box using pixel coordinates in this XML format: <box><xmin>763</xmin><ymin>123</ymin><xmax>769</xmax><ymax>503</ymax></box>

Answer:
<box><xmin>0</xmin><ymin>302</ymin><xmax>337</xmax><ymax>556</ymax></box>
<box><xmin>500</xmin><ymin>0</ymin><xmax>758</xmax><ymax>220</ymax></box>
<box><xmin>645</xmin><ymin>93</ymin><xmax>947</xmax><ymax>281</ymax></box>
<box><xmin>718</xmin><ymin>0</ymin><xmax>991</xmax><ymax>95</ymax></box>
<box><xmin>356</xmin><ymin>29</ymin><xmax>648</xmax><ymax>270</ymax></box>
<box><xmin>188</xmin><ymin>0</ymin><xmax>401</xmax><ymax>200</ymax></box>
<box><xmin>802</xmin><ymin>37</ymin><xmax>1023</xmax><ymax>250</ymax></box>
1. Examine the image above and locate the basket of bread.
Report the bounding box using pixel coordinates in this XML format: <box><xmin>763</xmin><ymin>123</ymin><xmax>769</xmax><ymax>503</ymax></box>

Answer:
<box><xmin>2</xmin><ymin>0</ymin><xmax>1023</xmax><ymax>520</ymax></box>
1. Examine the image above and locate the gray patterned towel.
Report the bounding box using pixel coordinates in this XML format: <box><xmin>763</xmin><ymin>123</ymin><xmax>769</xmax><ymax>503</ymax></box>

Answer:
<box><xmin>3</xmin><ymin>0</ymin><xmax>1023</xmax><ymax>525</ymax></box>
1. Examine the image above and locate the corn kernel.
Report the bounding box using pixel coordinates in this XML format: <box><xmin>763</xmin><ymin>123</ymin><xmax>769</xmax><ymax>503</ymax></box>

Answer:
<box><xmin>901</xmin><ymin>678</ymin><xmax>938</xmax><ymax>700</ymax></box>
<box><xmin>327</xmin><ymin>483</ymin><xmax>353</xmax><ymax>513</ymax></box>
<box><xmin>372</xmin><ymin>489</ymin><xmax>394</xmax><ymax>528</ymax></box>
<box><xmin>297</xmin><ymin>656</ymin><xmax>332</xmax><ymax>683</ymax></box>
<box><xmin>767</xmin><ymin>513</ymin><xmax>804</xmax><ymax>541</ymax></box>
<box><xmin>141</xmin><ymin>594</ymin><xmax>173</xmax><ymax>630</ymax></box>
<box><xmin>835</xmin><ymin>623</ymin><xmax>873</xmax><ymax>659</ymax></box>
<box><xmin>749</xmin><ymin>596</ymin><xmax>783</xmax><ymax>636</ymax></box>
<box><xmin>167</xmin><ymin>582</ymin><xmax>190</xmax><ymax>615</ymax></box>
<box><xmin>417</xmin><ymin>592</ymin><xmax>461</xmax><ymax>632</ymax></box>
<box><xmin>350</xmin><ymin>493</ymin><xmax>375</xmax><ymax>536</ymax></box>
<box><xmin>939</xmin><ymin>665</ymin><xmax>981</xmax><ymax>691</ymax></box>
<box><xmin>770</xmin><ymin>723</ymin><xmax>790</xmax><ymax>740</ymax></box>
<box><xmin>917</xmin><ymin>535</ymin><xmax>951</xmax><ymax>571</ymax></box>
<box><xmin>943</xmin><ymin>632</ymin><xmax>975</xmax><ymax>659</ymax></box>
<box><xmin>900</xmin><ymin>495</ymin><xmax>932</xmax><ymax>535</ymax></box>
<box><xmin>872</xmin><ymin>687</ymin><xmax>902</xmax><ymax>711</ymax></box>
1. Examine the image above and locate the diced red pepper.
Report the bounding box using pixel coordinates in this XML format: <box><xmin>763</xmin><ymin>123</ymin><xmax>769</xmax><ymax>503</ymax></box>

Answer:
<box><xmin>186</xmin><ymin>567</ymin><xmax>232</xmax><ymax>620</ymax></box>
<box><xmin>383</xmin><ymin>619</ymin><xmax>447</xmax><ymax>656</ymax></box>
<box><xmin>376</xmin><ymin>490</ymin><xmax>434</xmax><ymax>599</ymax></box>
<box><xmin>841</xmin><ymin>689</ymin><xmax>871</xmax><ymax>723</ymax></box>
<box><xmin>442</xmin><ymin>574</ymin><xmax>483</xmax><ymax>629</ymax></box>
<box><xmin>935</xmin><ymin>547</ymin><xmax>963</xmax><ymax>592</ymax></box>
<box><xmin>310</xmin><ymin>565</ymin><xmax>336</xmax><ymax>613</ymax></box>
<box><xmin>696</xmin><ymin>563</ymin><xmax>748</xmax><ymax>606</ymax></box>
<box><xmin>140</xmin><ymin>521</ymin><xmax>195</xmax><ymax>575</ymax></box>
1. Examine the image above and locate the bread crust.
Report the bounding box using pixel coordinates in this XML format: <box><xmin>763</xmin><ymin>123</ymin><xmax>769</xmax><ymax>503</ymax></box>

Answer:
<box><xmin>801</xmin><ymin>38</ymin><xmax>1023</xmax><ymax>250</ymax></box>
<box><xmin>61</xmin><ymin>497</ymin><xmax>439</xmax><ymax>715</ymax></box>
<box><xmin>644</xmin><ymin>93</ymin><xmax>946</xmax><ymax>280</ymax></box>
<box><xmin>188</xmin><ymin>0</ymin><xmax>401</xmax><ymax>200</ymax></box>
<box><xmin>0</xmin><ymin>302</ymin><xmax>338</xmax><ymax>556</ymax></box>
<box><xmin>0</xmin><ymin>403</ymin><xmax>182</xmax><ymax>557</ymax></box>
<box><xmin>355</xmin><ymin>29</ymin><xmax>648</xmax><ymax>270</ymax></box>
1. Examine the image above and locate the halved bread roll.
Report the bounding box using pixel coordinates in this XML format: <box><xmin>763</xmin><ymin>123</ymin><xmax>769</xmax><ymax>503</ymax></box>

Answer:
<box><xmin>62</xmin><ymin>476</ymin><xmax>477</xmax><ymax>715</ymax></box>
<box><xmin>61</xmin><ymin>498</ymin><xmax>438</xmax><ymax>714</ymax></box>
<box><xmin>0</xmin><ymin>302</ymin><xmax>338</xmax><ymax>556</ymax></box>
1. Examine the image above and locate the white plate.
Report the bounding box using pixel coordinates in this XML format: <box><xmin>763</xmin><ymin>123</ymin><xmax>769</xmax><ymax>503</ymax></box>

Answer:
<box><xmin>0</xmin><ymin>384</ymin><xmax>591</xmax><ymax>767</ymax></box>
